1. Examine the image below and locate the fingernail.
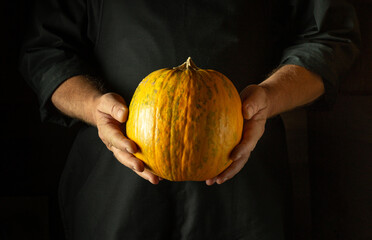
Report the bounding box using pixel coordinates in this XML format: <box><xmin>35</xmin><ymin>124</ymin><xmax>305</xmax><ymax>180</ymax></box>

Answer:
<box><xmin>132</xmin><ymin>165</ymin><xmax>137</xmax><ymax>171</ymax></box>
<box><xmin>151</xmin><ymin>179</ymin><xmax>159</xmax><ymax>185</ymax></box>
<box><xmin>158</xmin><ymin>177</ymin><xmax>163</xmax><ymax>181</ymax></box>
<box><xmin>246</xmin><ymin>106</ymin><xmax>254</xmax><ymax>119</ymax></box>
<box><xmin>206</xmin><ymin>178</ymin><xmax>216</xmax><ymax>186</ymax></box>
<box><xmin>117</xmin><ymin>108</ymin><xmax>125</xmax><ymax>120</ymax></box>
<box><xmin>126</xmin><ymin>148</ymin><xmax>134</xmax><ymax>154</ymax></box>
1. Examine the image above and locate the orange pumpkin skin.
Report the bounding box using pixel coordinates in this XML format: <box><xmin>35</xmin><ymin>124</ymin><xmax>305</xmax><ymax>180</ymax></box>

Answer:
<box><xmin>126</xmin><ymin>58</ymin><xmax>243</xmax><ymax>181</ymax></box>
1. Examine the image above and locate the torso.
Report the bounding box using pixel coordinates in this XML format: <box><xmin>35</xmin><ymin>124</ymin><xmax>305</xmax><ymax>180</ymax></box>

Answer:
<box><xmin>91</xmin><ymin>0</ymin><xmax>292</xmax><ymax>101</ymax></box>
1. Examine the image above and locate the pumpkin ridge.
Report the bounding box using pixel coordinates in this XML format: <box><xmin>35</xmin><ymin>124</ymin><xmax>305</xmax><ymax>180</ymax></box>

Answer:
<box><xmin>167</xmin><ymin>70</ymin><xmax>182</xmax><ymax>180</ymax></box>
<box><xmin>197</xmin><ymin>70</ymin><xmax>212</xmax><ymax>180</ymax></box>
<box><xmin>216</xmin><ymin>71</ymin><xmax>232</xmax><ymax>175</ymax></box>
<box><xmin>214</xmin><ymin>70</ymin><xmax>242</xmax><ymax>172</ymax></box>
<box><xmin>154</xmin><ymin>70</ymin><xmax>176</xmax><ymax>178</ymax></box>
<box><xmin>188</xmin><ymin>70</ymin><xmax>200</xmax><ymax>180</ymax></box>
<box><xmin>152</xmin><ymin>73</ymin><xmax>161</xmax><ymax>177</ymax></box>
<box><xmin>179</xmin><ymin>70</ymin><xmax>189</xmax><ymax>180</ymax></box>
<box><xmin>195</xmin><ymin>70</ymin><xmax>209</xmax><ymax>179</ymax></box>
<box><xmin>197</xmin><ymin>70</ymin><xmax>218</xmax><ymax>179</ymax></box>
<box><xmin>168</xmin><ymin>70</ymin><xmax>185</xmax><ymax>181</ymax></box>
<box><xmin>176</xmin><ymin>71</ymin><xmax>184</xmax><ymax>180</ymax></box>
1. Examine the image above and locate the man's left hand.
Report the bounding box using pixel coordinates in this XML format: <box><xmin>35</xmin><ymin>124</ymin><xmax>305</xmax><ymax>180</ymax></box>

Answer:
<box><xmin>205</xmin><ymin>85</ymin><xmax>270</xmax><ymax>185</ymax></box>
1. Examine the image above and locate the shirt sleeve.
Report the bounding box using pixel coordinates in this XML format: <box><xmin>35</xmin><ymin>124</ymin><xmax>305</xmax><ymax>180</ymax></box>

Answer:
<box><xmin>19</xmin><ymin>0</ymin><xmax>97</xmax><ymax>126</ymax></box>
<box><xmin>280</xmin><ymin>0</ymin><xmax>361</xmax><ymax>108</ymax></box>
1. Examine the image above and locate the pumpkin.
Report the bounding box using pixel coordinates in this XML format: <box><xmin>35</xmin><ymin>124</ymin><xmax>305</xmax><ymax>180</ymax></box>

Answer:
<box><xmin>126</xmin><ymin>57</ymin><xmax>243</xmax><ymax>181</ymax></box>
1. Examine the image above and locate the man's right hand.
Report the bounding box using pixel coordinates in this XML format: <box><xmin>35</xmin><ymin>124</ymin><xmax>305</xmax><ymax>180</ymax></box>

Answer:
<box><xmin>93</xmin><ymin>93</ymin><xmax>162</xmax><ymax>184</ymax></box>
<box><xmin>52</xmin><ymin>76</ymin><xmax>161</xmax><ymax>184</ymax></box>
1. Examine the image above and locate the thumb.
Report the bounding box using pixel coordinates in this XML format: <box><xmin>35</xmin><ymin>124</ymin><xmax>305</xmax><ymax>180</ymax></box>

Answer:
<box><xmin>97</xmin><ymin>93</ymin><xmax>128</xmax><ymax>123</ymax></box>
<box><xmin>240</xmin><ymin>85</ymin><xmax>268</xmax><ymax>120</ymax></box>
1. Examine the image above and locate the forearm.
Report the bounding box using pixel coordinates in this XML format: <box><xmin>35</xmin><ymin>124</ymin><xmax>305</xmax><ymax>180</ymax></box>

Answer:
<box><xmin>51</xmin><ymin>75</ymin><xmax>104</xmax><ymax>126</ymax></box>
<box><xmin>259</xmin><ymin>64</ymin><xmax>325</xmax><ymax>117</ymax></box>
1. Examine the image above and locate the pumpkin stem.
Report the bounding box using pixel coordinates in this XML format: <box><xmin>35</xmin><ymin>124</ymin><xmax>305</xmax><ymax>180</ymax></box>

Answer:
<box><xmin>174</xmin><ymin>57</ymin><xmax>199</xmax><ymax>71</ymax></box>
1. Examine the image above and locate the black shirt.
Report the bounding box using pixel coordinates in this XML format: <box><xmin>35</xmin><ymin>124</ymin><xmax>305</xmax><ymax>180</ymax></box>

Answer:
<box><xmin>20</xmin><ymin>0</ymin><xmax>360</xmax><ymax>239</ymax></box>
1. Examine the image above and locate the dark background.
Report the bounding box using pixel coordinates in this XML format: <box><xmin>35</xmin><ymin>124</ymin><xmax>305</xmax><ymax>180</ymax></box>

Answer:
<box><xmin>0</xmin><ymin>0</ymin><xmax>371</xmax><ymax>239</ymax></box>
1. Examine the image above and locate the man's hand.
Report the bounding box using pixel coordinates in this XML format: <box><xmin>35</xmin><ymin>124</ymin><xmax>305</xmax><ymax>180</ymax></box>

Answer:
<box><xmin>93</xmin><ymin>93</ymin><xmax>162</xmax><ymax>184</ymax></box>
<box><xmin>205</xmin><ymin>65</ymin><xmax>324</xmax><ymax>186</ymax></box>
<box><xmin>51</xmin><ymin>76</ymin><xmax>161</xmax><ymax>184</ymax></box>
<box><xmin>205</xmin><ymin>85</ymin><xmax>269</xmax><ymax>185</ymax></box>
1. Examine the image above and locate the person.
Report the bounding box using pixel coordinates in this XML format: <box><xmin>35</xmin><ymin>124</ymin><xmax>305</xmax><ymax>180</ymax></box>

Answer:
<box><xmin>20</xmin><ymin>0</ymin><xmax>360</xmax><ymax>239</ymax></box>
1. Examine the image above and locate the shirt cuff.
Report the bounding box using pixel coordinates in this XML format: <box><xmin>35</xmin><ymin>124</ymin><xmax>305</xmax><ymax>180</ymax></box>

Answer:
<box><xmin>280</xmin><ymin>42</ymin><xmax>341</xmax><ymax>109</ymax></box>
<box><xmin>36</xmin><ymin>55</ymin><xmax>94</xmax><ymax>127</ymax></box>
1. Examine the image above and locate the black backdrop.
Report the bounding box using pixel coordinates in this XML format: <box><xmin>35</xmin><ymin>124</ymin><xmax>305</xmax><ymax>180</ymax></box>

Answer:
<box><xmin>0</xmin><ymin>1</ymin><xmax>77</xmax><ymax>239</ymax></box>
<box><xmin>1</xmin><ymin>1</ymin><xmax>371</xmax><ymax>240</ymax></box>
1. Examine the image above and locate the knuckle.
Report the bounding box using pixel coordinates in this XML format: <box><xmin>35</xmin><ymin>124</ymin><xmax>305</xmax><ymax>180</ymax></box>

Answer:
<box><xmin>108</xmin><ymin>135</ymin><xmax>115</xmax><ymax>148</ymax></box>
<box><xmin>102</xmin><ymin>137</ymin><xmax>113</xmax><ymax>150</ymax></box>
<box><xmin>110</xmin><ymin>104</ymin><xmax>117</xmax><ymax>117</ymax></box>
<box><xmin>98</xmin><ymin>129</ymin><xmax>104</xmax><ymax>140</ymax></box>
<box><xmin>104</xmin><ymin>141</ymin><xmax>113</xmax><ymax>151</ymax></box>
<box><xmin>121</xmin><ymin>139</ymin><xmax>130</xmax><ymax>149</ymax></box>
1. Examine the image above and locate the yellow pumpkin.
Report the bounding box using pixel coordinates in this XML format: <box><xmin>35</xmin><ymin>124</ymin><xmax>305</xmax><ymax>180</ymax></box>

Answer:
<box><xmin>126</xmin><ymin>57</ymin><xmax>243</xmax><ymax>181</ymax></box>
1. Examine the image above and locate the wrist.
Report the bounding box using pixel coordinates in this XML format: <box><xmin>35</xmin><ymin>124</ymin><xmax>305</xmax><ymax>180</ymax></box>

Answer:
<box><xmin>258</xmin><ymin>84</ymin><xmax>276</xmax><ymax>118</ymax></box>
<box><xmin>87</xmin><ymin>92</ymin><xmax>103</xmax><ymax>126</ymax></box>
<box><xmin>258</xmin><ymin>65</ymin><xmax>325</xmax><ymax>117</ymax></box>
<box><xmin>51</xmin><ymin>75</ymin><xmax>104</xmax><ymax>126</ymax></box>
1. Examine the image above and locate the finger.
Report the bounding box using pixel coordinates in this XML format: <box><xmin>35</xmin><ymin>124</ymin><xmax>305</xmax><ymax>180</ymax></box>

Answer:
<box><xmin>216</xmin><ymin>155</ymin><xmax>250</xmax><ymax>184</ymax></box>
<box><xmin>112</xmin><ymin>146</ymin><xmax>144</xmax><ymax>172</ymax></box>
<box><xmin>205</xmin><ymin>177</ymin><xmax>217</xmax><ymax>186</ymax></box>
<box><xmin>98</xmin><ymin>117</ymin><xmax>137</xmax><ymax>153</ymax></box>
<box><xmin>135</xmin><ymin>169</ymin><xmax>161</xmax><ymax>185</ymax></box>
<box><xmin>230</xmin><ymin>120</ymin><xmax>265</xmax><ymax>161</ymax></box>
<box><xmin>113</xmin><ymin>147</ymin><xmax>160</xmax><ymax>184</ymax></box>
<box><xmin>230</xmin><ymin>138</ymin><xmax>254</xmax><ymax>162</ymax></box>
<box><xmin>97</xmin><ymin>93</ymin><xmax>128</xmax><ymax>123</ymax></box>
